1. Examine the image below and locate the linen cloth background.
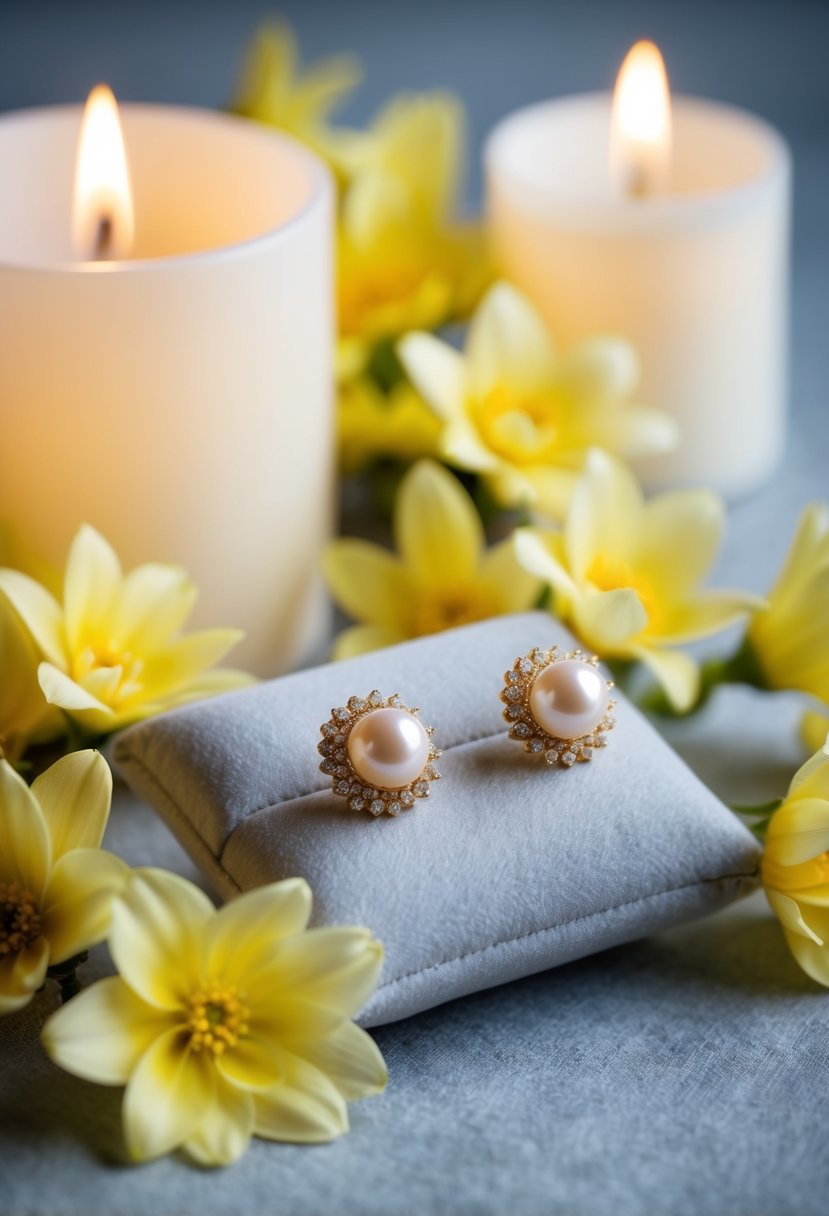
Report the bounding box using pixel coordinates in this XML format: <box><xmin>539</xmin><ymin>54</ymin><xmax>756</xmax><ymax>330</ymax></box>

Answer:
<box><xmin>1</xmin><ymin>0</ymin><xmax>828</xmax><ymax>1212</ymax></box>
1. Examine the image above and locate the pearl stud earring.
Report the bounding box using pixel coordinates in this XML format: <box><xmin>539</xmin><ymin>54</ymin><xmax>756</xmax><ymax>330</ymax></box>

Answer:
<box><xmin>319</xmin><ymin>691</ymin><xmax>441</xmax><ymax>816</ymax></box>
<box><xmin>501</xmin><ymin>647</ymin><xmax>616</xmax><ymax>766</ymax></box>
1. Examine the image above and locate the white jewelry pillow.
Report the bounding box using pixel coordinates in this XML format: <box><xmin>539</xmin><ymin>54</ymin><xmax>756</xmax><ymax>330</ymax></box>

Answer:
<box><xmin>114</xmin><ymin>612</ymin><xmax>759</xmax><ymax>1027</ymax></box>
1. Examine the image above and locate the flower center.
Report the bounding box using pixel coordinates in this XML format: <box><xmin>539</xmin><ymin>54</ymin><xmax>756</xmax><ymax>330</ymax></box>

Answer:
<box><xmin>586</xmin><ymin>553</ymin><xmax>656</xmax><ymax>627</ymax></box>
<box><xmin>185</xmin><ymin>985</ymin><xmax>250</xmax><ymax>1056</ymax></box>
<box><xmin>0</xmin><ymin>880</ymin><xmax>43</xmax><ymax>957</ymax></box>
<box><xmin>413</xmin><ymin>588</ymin><xmax>494</xmax><ymax>637</ymax></box>
<box><xmin>475</xmin><ymin>384</ymin><xmax>569</xmax><ymax>466</ymax></box>
<box><xmin>72</xmin><ymin>640</ymin><xmax>145</xmax><ymax>707</ymax></box>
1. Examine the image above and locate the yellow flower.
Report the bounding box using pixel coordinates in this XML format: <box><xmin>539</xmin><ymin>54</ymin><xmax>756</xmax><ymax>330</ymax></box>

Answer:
<box><xmin>324</xmin><ymin>459</ymin><xmax>539</xmax><ymax>659</ymax></box>
<box><xmin>230</xmin><ymin>21</ymin><xmax>362</xmax><ymax>180</ymax></box>
<box><xmin>0</xmin><ymin>592</ymin><xmax>62</xmax><ymax>761</ymax></box>
<box><xmin>0</xmin><ymin>750</ymin><xmax>126</xmax><ymax>1015</ymax></box>
<box><xmin>337</xmin><ymin>93</ymin><xmax>487</xmax><ymax>381</ymax></box>
<box><xmin>0</xmin><ymin>525</ymin><xmax>252</xmax><ymax>736</ymax></box>
<box><xmin>748</xmin><ymin>503</ymin><xmax>829</xmax><ymax>702</ymax></box>
<box><xmin>762</xmin><ymin>738</ymin><xmax>829</xmax><ymax>986</ymax></box>
<box><xmin>338</xmin><ymin>377</ymin><xmax>441</xmax><ymax>474</ymax></box>
<box><xmin>802</xmin><ymin>708</ymin><xmax>829</xmax><ymax>754</ymax></box>
<box><xmin>43</xmin><ymin>869</ymin><xmax>386</xmax><ymax>1165</ymax></box>
<box><xmin>515</xmin><ymin>450</ymin><xmax>760</xmax><ymax>710</ymax></box>
<box><xmin>399</xmin><ymin>282</ymin><xmax>679</xmax><ymax>519</ymax></box>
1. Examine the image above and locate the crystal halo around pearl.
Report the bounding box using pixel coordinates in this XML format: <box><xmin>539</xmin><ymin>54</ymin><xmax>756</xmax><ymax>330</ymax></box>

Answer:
<box><xmin>500</xmin><ymin>646</ymin><xmax>616</xmax><ymax>767</ymax></box>
<box><xmin>318</xmin><ymin>691</ymin><xmax>441</xmax><ymax>816</ymax></box>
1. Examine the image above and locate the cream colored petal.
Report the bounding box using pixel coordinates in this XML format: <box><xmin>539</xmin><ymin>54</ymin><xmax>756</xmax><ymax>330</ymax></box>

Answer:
<box><xmin>558</xmin><ymin>336</ymin><xmax>639</xmax><ymax>400</ymax></box>
<box><xmin>110</xmin><ymin>564</ymin><xmax>198</xmax><ymax>653</ymax></box>
<box><xmin>636</xmin><ymin>490</ymin><xmax>726</xmax><ymax>598</ymax></box>
<box><xmin>216</xmin><ymin>1036</ymin><xmax>284</xmax><ymax>1091</ymax></box>
<box><xmin>38</xmin><ymin>662</ymin><xmax>112</xmax><ymax>715</ymax></box>
<box><xmin>64</xmin><ymin>525</ymin><xmax>122</xmax><ymax>655</ymax></box>
<box><xmin>139</xmin><ymin>630</ymin><xmax>244</xmax><ymax>701</ymax></box>
<box><xmin>109</xmin><ymin>869</ymin><xmax>213</xmax><ymax>1010</ymax></box>
<box><xmin>789</xmin><ymin>748</ymin><xmax>829</xmax><ymax>802</ymax></box>
<box><xmin>513</xmin><ymin>529</ymin><xmax>579</xmax><ymax>603</ymax></box>
<box><xmin>768</xmin><ymin>503</ymin><xmax>829</xmax><ymax>613</ymax></box>
<box><xmin>203</xmin><ymin>879</ymin><xmax>312</xmax><ymax>984</ymax></box>
<box><xmin>183</xmin><ymin>1078</ymin><xmax>255</xmax><ymax>1167</ymax></box>
<box><xmin>478</xmin><ymin>539</ymin><xmax>540</xmax><ymax>614</ymax></box>
<box><xmin>288</xmin><ymin>1021</ymin><xmax>387</xmax><ymax>1101</ymax></box>
<box><xmin>0</xmin><ymin>936</ymin><xmax>49</xmax><ymax>1014</ymax></box>
<box><xmin>397</xmin><ymin>332</ymin><xmax>467</xmax><ymax>420</ymax></box>
<box><xmin>252</xmin><ymin>927</ymin><xmax>383</xmax><ymax>1022</ymax></box>
<box><xmin>332</xmin><ymin>625</ymin><xmax>409</xmax><ymax>661</ymax></box>
<box><xmin>0</xmin><ymin>758</ymin><xmax>50</xmax><ymax>894</ymax></box>
<box><xmin>783</xmin><ymin>925</ymin><xmax>829</xmax><ymax>987</ymax></box>
<box><xmin>630</xmin><ymin>644</ymin><xmax>700</xmax><ymax>713</ymax></box>
<box><xmin>0</xmin><ymin>570</ymin><xmax>66</xmax><ymax>667</ymax></box>
<box><xmin>765</xmin><ymin>889</ymin><xmax>823</xmax><ymax>945</ymax></box>
<box><xmin>41</xmin><ymin>847</ymin><xmax>129</xmax><ymax>964</ymax></box>
<box><xmin>144</xmin><ymin>668</ymin><xmax>257</xmax><ymax>714</ymax></box>
<box><xmin>123</xmin><ymin>1026</ymin><xmax>216</xmax><ymax>1162</ymax></box>
<box><xmin>801</xmin><ymin>709</ymin><xmax>829</xmax><ymax>756</ymax></box>
<box><xmin>565</xmin><ymin>449</ymin><xmax>643</xmax><ymax>580</ymax></box>
<box><xmin>323</xmin><ymin>541</ymin><xmax>410</xmax><ymax>630</ymax></box>
<box><xmin>32</xmin><ymin>749</ymin><xmax>112</xmax><ymax>858</ymax></box>
<box><xmin>394</xmin><ymin>460</ymin><xmax>483</xmax><ymax>589</ymax></box>
<box><xmin>0</xmin><ymin>593</ymin><xmax>63</xmax><ymax>756</ymax></box>
<box><xmin>652</xmin><ymin>590</ymin><xmax>763</xmax><ymax>645</ymax></box>
<box><xmin>253</xmin><ymin>1053</ymin><xmax>349</xmax><ymax>1144</ymax></box>
<box><xmin>42</xmin><ymin>976</ymin><xmax>174</xmax><ymax>1083</ymax></box>
<box><xmin>599</xmin><ymin>406</ymin><xmax>680</xmax><ymax>459</ymax></box>
<box><xmin>440</xmin><ymin>418</ymin><xmax>501</xmax><ymax>474</ymax></box>
<box><xmin>467</xmin><ymin>283</ymin><xmax>557</xmax><ymax>397</ymax></box>
<box><xmin>520</xmin><ymin>466</ymin><xmax>580</xmax><ymax>522</ymax></box>
<box><xmin>570</xmin><ymin>588</ymin><xmax>648</xmax><ymax>651</ymax></box>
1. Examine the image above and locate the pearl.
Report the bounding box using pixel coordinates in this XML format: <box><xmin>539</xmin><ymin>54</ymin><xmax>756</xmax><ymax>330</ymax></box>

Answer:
<box><xmin>529</xmin><ymin>659</ymin><xmax>608</xmax><ymax>741</ymax></box>
<box><xmin>348</xmin><ymin>707</ymin><xmax>430</xmax><ymax>790</ymax></box>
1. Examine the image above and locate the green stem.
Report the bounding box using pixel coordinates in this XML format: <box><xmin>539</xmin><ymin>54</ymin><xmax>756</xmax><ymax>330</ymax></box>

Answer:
<box><xmin>46</xmin><ymin>950</ymin><xmax>89</xmax><ymax>1004</ymax></box>
<box><xmin>730</xmin><ymin>798</ymin><xmax>783</xmax><ymax>841</ymax></box>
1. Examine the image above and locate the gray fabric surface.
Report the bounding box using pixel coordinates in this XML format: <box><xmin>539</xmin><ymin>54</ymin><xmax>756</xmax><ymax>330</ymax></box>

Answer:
<box><xmin>114</xmin><ymin>613</ymin><xmax>759</xmax><ymax>1026</ymax></box>
<box><xmin>2</xmin><ymin>1</ymin><xmax>829</xmax><ymax>1212</ymax></box>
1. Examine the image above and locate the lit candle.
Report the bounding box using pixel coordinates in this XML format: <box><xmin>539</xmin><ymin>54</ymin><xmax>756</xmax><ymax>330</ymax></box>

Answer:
<box><xmin>485</xmin><ymin>42</ymin><xmax>791</xmax><ymax>495</ymax></box>
<box><xmin>0</xmin><ymin>87</ymin><xmax>333</xmax><ymax>674</ymax></box>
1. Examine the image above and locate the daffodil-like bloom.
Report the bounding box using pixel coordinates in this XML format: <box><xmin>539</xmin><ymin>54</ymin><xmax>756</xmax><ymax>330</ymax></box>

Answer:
<box><xmin>325</xmin><ymin>459</ymin><xmax>540</xmax><ymax>659</ymax></box>
<box><xmin>338</xmin><ymin>377</ymin><xmax>441</xmax><ymax>474</ymax></box>
<box><xmin>762</xmin><ymin>739</ymin><xmax>829</xmax><ymax>986</ymax></box>
<box><xmin>399</xmin><ymin>283</ymin><xmax>679</xmax><ymax>519</ymax></box>
<box><xmin>748</xmin><ymin>503</ymin><xmax>829</xmax><ymax>708</ymax></box>
<box><xmin>515</xmin><ymin>450</ymin><xmax>760</xmax><ymax>711</ymax></box>
<box><xmin>0</xmin><ymin>750</ymin><xmax>125</xmax><ymax>1014</ymax></box>
<box><xmin>230</xmin><ymin>21</ymin><xmax>362</xmax><ymax>180</ymax></box>
<box><xmin>43</xmin><ymin>869</ymin><xmax>386</xmax><ymax>1165</ymax></box>
<box><xmin>0</xmin><ymin>525</ymin><xmax>251</xmax><ymax>736</ymax></box>
<box><xmin>337</xmin><ymin>93</ymin><xmax>487</xmax><ymax>382</ymax></box>
<box><xmin>0</xmin><ymin>592</ymin><xmax>62</xmax><ymax>761</ymax></box>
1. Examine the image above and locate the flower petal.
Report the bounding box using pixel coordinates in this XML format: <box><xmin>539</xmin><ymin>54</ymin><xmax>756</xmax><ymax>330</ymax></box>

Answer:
<box><xmin>630</xmin><ymin>644</ymin><xmax>700</xmax><ymax>712</ymax></box>
<box><xmin>64</xmin><ymin>525</ymin><xmax>122</xmax><ymax>656</ymax></box>
<box><xmin>782</xmin><ymin>923</ymin><xmax>829</xmax><ymax>987</ymax></box>
<box><xmin>290</xmin><ymin>1021</ymin><xmax>388</xmax><ymax>1101</ymax></box>
<box><xmin>38</xmin><ymin>662</ymin><xmax>113</xmax><ymax>718</ymax></box>
<box><xmin>0</xmin><ymin>936</ymin><xmax>49</xmax><ymax>1014</ymax></box>
<box><xmin>513</xmin><ymin>529</ymin><xmax>579</xmax><ymax>603</ymax></box>
<box><xmin>323</xmin><ymin>541</ymin><xmax>411</xmax><ymax>630</ymax></box>
<box><xmin>478</xmin><ymin>539</ymin><xmax>540</xmax><ymax>614</ymax></box>
<box><xmin>332</xmin><ymin>625</ymin><xmax>409</xmax><ymax>660</ymax></box>
<box><xmin>440</xmin><ymin>418</ymin><xmax>500</xmax><ymax>474</ymax></box>
<box><xmin>397</xmin><ymin>332</ymin><xmax>467</xmax><ymax>421</ymax></box>
<box><xmin>765</xmin><ymin>889</ymin><xmax>823</xmax><ymax>945</ymax></box>
<box><xmin>123</xmin><ymin>1026</ymin><xmax>216</xmax><ymax>1162</ymax></box>
<box><xmin>31</xmin><ymin>749</ymin><xmax>112</xmax><ymax>859</ymax></box>
<box><xmin>202</xmin><ymin>879</ymin><xmax>312</xmax><ymax>985</ymax></box>
<box><xmin>252</xmin><ymin>927</ymin><xmax>383</xmax><ymax>1023</ymax></box>
<box><xmin>42</xmin><ymin>976</ymin><xmax>174</xmax><ymax>1083</ymax></box>
<box><xmin>253</xmin><ymin>1053</ymin><xmax>349</xmax><ymax>1143</ymax></box>
<box><xmin>140</xmin><ymin>630</ymin><xmax>244</xmax><ymax>701</ymax></box>
<box><xmin>801</xmin><ymin>709</ymin><xmax>829</xmax><ymax>756</ymax></box>
<box><xmin>394</xmin><ymin>460</ymin><xmax>483</xmax><ymax>590</ymax></box>
<box><xmin>571</xmin><ymin>588</ymin><xmax>648</xmax><ymax>651</ymax></box>
<box><xmin>0</xmin><ymin>758</ymin><xmax>50</xmax><ymax>894</ymax></box>
<box><xmin>636</xmin><ymin>490</ymin><xmax>726</xmax><ymax>599</ymax></box>
<box><xmin>41</xmin><ymin>847</ymin><xmax>129</xmax><ymax>964</ymax></box>
<box><xmin>765</xmin><ymin>797</ymin><xmax>829</xmax><ymax>865</ymax></box>
<box><xmin>183</xmin><ymin>1078</ymin><xmax>255</xmax><ymax>1167</ymax></box>
<box><xmin>467</xmin><ymin>283</ymin><xmax>557</xmax><ymax>396</ymax></box>
<box><xmin>216</xmin><ymin>1036</ymin><xmax>284</xmax><ymax>1091</ymax></box>
<box><xmin>109</xmin><ymin>869</ymin><xmax>214</xmax><ymax>1010</ymax></box>
<box><xmin>110</xmin><ymin>564</ymin><xmax>198</xmax><ymax>653</ymax></box>
<box><xmin>565</xmin><ymin>449</ymin><xmax>643</xmax><ymax>580</ymax></box>
<box><xmin>0</xmin><ymin>571</ymin><xmax>66</xmax><ymax>667</ymax></box>
<box><xmin>652</xmin><ymin>590</ymin><xmax>764</xmax><ymax>645</ymax></box>
<box><xmin>558</xmin><ymin>336</ymin><xmax>639</xmax><ymax>401</ymax></box>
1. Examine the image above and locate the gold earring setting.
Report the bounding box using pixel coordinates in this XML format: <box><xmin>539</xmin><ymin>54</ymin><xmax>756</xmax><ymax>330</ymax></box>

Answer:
<box><xmin>501</xmin><ymin>647</ymin><xmax>616</xmax><ymax>766</ymax></box>
<box><xmin>319</xmin><ymin>691</ymin><xmax>441</xmax><ymax>816</ymax></box>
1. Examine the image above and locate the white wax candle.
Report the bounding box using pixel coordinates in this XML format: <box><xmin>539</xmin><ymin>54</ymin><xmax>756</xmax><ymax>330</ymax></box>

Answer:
<box><xmin>0</xmin><ymin>103</ymin><xmax>334</xmax><ymax>675</ymax></box>
<box><xmin>485</xmin><ymin>93</ymin><xmax>791</xmax><ymax>495</ymax></box>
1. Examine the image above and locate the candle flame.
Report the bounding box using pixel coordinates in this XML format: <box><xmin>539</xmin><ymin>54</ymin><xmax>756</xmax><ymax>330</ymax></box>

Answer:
<box><xmin>73</xmin><ymin>84</ymin><xmax>134</xmax><ymax>260</ymax></box>
<box><xmin>610</xmin><ymin>40</ymin><xmax>672</xmax><ymax>198</ymax></box>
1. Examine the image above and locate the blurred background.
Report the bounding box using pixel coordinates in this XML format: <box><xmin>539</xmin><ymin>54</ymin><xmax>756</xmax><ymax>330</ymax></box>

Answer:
<box><xmin>1</xmin><ymin>0</ymin><xmax>827</xmax><ymax>567</ymax></box>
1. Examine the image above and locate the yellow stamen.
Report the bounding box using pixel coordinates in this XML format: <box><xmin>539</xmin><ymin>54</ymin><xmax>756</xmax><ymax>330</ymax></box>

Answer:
<box><xmin>185</xmin><ymin>984</ymin><xmax>250</xmax><ymax>1056</ymax></box>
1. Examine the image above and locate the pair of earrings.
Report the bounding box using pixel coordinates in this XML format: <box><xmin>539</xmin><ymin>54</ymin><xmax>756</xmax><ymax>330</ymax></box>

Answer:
<box><xmin>318</xmin><ymin>646</ymin><xmax>616</xmax><ymax>818</ymax></box>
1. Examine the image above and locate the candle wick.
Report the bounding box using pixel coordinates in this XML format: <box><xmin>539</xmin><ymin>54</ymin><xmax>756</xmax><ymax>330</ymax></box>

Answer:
<box><xmin>93</xmin><ymin>214</ymin><xmax>114</xmax><ymax>261</ymax></box>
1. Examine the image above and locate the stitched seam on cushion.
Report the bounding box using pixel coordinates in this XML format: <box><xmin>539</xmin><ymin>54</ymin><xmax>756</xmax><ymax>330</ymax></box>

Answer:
<box><xmin>373</xmin><ymin>867</ymin><xmax>760</xmax><ymax>996</ymax></box>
